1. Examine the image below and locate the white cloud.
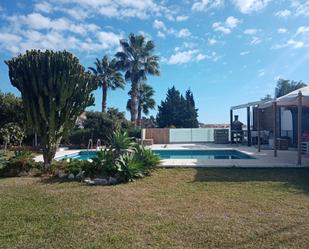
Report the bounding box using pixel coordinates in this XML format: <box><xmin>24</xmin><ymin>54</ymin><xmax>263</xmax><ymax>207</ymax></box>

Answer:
<box><xmin>278</xmin><ymin>28</ymin><xmax>288</xmax><ymax>34</ymax></box>
<box><xmin>258</xmin><ymin>69</ymin><xmax>265</xmax><ymax>77</ymax></box>
<box><xmin>286</xmin><ymin>39</ymin><xmax>305</xmax><ymax>48</ymax></box>
<box><xmin>153</xmin><ymin>19</ymin><xmax>166</xmax><ymax>30</ymax></box>
<box><xmin>291</xmin><ymin>0</ymin><xmax>309</xmax><ymax>17</ymax></box>
<box><xmin>244</xmin><ymin>29</ymin><xmax>258</xmax><ymax>35</ymax></box>
<box><xmin>240</xmin><ymin>51</ymin><xmax>250</xmax><ymax>55</ymax></box>
<box><xmin>0</xmin><ymin>33</ymin><xmax>21</xmax><ymax>53</ymax></box>
<box><xmin>232</xmin><ymin>0</ymin><xmax>272</xmax><ymax>14</ymax></box>
<box><xmin>97</xmin><ymin>31</ymin><xmax>122</xmax><ymax>49</ymax></box>
<box><xmin>275</xmin><ymin>9</ymin><xmax>291</xmax><ymax>17</ymax></box>
<box><xmin>250</xmin><ymin>36</ymin><xmax>262</xmax><ymax>45</ymax></box>
<box><xmin>296</xmin><ymin>26</ymin><xmax>309</xmax><ymax>35</ymax></box>
<box><xmin>208</xmin><ymin>38</ymin><xmax>217</xmax><ymax>45</ymax></box>
<box><xmin>176</xmin><ymin>15</ymin><xmax>189</xmax><ymax>22</ymax></box>
<box><xmin>225</xmin><ymin>16</ymin><xmax>240</xmax><ymax>29</ymax></box>
<box><xmin>168</xmin><ymin>49</ymin><xmax>207</xmax><ymax>64</ymax></box>
<box><xmin>176</xmin><ymin>28</ymin><xmax>191</xmax><ymax>38</ymax></box>
<box><xmin>192</xmin><ymin>0</ymin><xmax>224</xmax><ymax>11</ymax></box>
<box><xmin>33</xmin><ymin>0</ymin><xmax>176</xmax><ymax>20</ymax></box>
<box><xmin>5</xmin><ymin>13</ymin><xmax>100</xmax><ymax>35</ymax></box>
<box><xmin>0</xmin><ymin>11</ymin><xmax>122</xmax><ymax>55</ymax></box>
<box><xmin>212</xmin><ymin>22</ymin><xmax>231</xmax><ymax>34</ymax></box>
<box><xmin>273</xmin><ymin>39</ymin><xmax>306</xmax><ymax>49</ymax></box>
<box><xmin>34</xmin><ymin>1</ymin><xmax>53</xmax><ymax>13</ymax></box>
<box><xmin>157</xmin><ymin>31</ymin><xmax>166</xmax><ymax>38</ymax></box>
<box><xmin>212</xmin><ymin>16</ymin><xmax>241</xmax><ymax>34</ymax></box>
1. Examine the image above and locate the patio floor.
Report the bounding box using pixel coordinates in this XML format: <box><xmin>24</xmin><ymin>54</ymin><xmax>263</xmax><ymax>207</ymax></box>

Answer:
<box><xmin>151</xmin><ymin>143</ymin><xmax>309</xmax><ymax>168</ymax></box>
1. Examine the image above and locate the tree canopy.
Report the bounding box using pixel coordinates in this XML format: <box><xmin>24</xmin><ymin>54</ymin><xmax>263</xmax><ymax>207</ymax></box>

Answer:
<box><xmin>275</xmin><ymin>79</ymin><xmax>307</xmax><ymax>98</ymax></box>
<box><xmin>157</xmin><ymin>86</ymin><xmax>199</xmax><ymax>128</ymax></box>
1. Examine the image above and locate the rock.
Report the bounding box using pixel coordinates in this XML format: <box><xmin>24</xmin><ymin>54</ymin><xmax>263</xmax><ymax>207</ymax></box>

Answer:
<box><xmin>84</xmin><ymin>179</ymin><xmax>95</xmax><ymax>185</ymax></box>
<box><xmin>75</xmin><ymin>171</ymin><xmax>85</xmax><ymax>180</ymax></box>
<box><xmin>108</xmin><ymin>177</ymin><xmax>117</xmax><ymax>185</ymax></box>
<box><xmin>58</xmin><ymin>172</ymin><xmax>67</xmax><ymax>179</ymax></box>
<box><xmin>68</xmin><ymin>173</ymin><xmax>75</xmax><ymax>180</ymax></box>
<box><xmin>94</xmin><ymin>178</ymin><xmax>108</xmax><ymax>185</ymax></box>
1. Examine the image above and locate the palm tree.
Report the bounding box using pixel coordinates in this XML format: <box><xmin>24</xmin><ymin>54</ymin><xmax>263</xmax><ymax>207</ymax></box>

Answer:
<box><xmin>115</xmin><ymin>33</ymin><xmax>160</xmax><ymax>126</ymax></box>
<box><xmin>127</xmin><ymin>83</ymin><xmax>156</xmax><ymax>127</ymax></box>
<box><xmin>89</xmin><ymin>56</ymin><xmax>125</xmax><ymax>112</ymax></box>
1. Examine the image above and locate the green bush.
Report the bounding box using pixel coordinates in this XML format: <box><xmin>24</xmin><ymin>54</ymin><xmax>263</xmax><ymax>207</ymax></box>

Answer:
<box><xmin>116</xmin><ymin>153</ymin><xmax>144</xmax><ymax>182</ymax></box>
<box><xmin>0</xmin><ymin>150</ymin><xmax>39</xmax><ymax>177</ymax></box>
<box><xmin>133</xmin><ymin>145</ymin><xmax>160</xmax><ymax>173</ymax></box>
<box><xmin>0</xmin><ymin>150</ymin><xmax>7</xmax><ymax>171</ymax></box>
<box><xmin>51</xmin><ymin>159</ymin><xmax>93</xmax><ymax>176</ymax></box>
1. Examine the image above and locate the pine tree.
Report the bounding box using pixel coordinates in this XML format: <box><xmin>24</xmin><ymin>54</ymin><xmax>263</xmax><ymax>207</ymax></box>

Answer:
<box><xmin>157</xmin><ymin>86</ymin><xmax>199</xmax><ymax>128</ymax></box>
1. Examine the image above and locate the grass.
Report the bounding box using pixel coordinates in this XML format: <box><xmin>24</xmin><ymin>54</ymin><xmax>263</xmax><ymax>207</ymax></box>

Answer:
<box><xmin>0</xmin><ymin>168</ymin><xmax>309</xmax><ymax>249</ymax></box>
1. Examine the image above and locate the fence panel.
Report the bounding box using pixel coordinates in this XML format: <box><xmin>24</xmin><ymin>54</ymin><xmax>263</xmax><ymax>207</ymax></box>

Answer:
<box><xmin>170</xmin><ymin>128</ymin><xmax>191</xmax><ymax>143</ymax></box>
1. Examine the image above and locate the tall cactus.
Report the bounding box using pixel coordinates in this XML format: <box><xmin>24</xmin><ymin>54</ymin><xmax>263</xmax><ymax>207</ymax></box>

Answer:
<box><xmin>5</xmin><ymin>50</ymin><xmax>95</xmax><ymax>169</ymax></box>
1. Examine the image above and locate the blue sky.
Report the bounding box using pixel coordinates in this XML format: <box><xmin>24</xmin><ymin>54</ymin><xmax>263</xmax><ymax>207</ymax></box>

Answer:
<box><xmin>0</xmin><ymin>0</ymin><xmax>309</xmax><ymax>124</ymax></box>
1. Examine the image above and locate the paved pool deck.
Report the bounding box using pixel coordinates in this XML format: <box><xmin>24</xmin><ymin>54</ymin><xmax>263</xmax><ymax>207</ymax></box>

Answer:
<box><xmin>151</xmin><ymin>143</ymin><xmax>309</xmax><ymax>168</ymax></box>
<box><xmin>34</xmin><ymin>143</ymin><xmax>309</xmax><ymax>168</ymax></box>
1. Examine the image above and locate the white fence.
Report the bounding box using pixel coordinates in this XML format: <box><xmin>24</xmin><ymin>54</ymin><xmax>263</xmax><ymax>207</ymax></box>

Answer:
<box><xmin>169</xmin><ymin>128</ymin><xmax>230</xmax><ymax>143</ymax></box>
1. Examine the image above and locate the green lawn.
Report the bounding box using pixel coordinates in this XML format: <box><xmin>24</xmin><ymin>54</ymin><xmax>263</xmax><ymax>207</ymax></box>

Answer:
<box><xmin>1</xmin><ymin>168</ymin><xmax>309</xmax><ymax>249</ymax></box>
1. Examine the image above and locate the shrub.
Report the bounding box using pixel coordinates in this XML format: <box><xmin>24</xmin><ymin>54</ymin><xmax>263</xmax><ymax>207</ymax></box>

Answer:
<box><xmin>0</xmin><ymin>150</ymin><xmax>7</xmax><ymax>171</ymax></box>
<box><xmin>51</xmin><ymin>159</ymin><xmax>93</xmax><ymax>176</ymax></box>
<box><xmin>116</xmin><ymin>153</ymin><xmax>144</xmax><ymax>182</ymax></box>
<box><xmin>0</xmin><ymin>150</ymin><xmax>38</xmax><ymax>177</ymax></box>
<box><xmin>133</xmin><ymin>145</ymin><xmax>160</xmax><ymax>173</ymax></box>
<box><xmin>109</xmin><ymin>131</ymin><xmax>135</xmax><ymax>156</ymax></box>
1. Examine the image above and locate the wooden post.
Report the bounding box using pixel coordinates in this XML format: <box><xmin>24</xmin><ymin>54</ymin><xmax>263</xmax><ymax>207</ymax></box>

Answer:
<box><xmin>257</xmin><ymin>106</ymin><xmax>261</xmax><ymax>152</ymax></box>
<box><xmin>247</xmin><ymin>106</ymin><xmax>251</xmax><ymax>146</ymax></box>
<box><xmin>230</xmin><ymin>109</ymin><xmax>233</xmax><ymax>143</ymax></box>
<box><xmin>273</xmin><ymin>102</ymin><xmax>277</xmax><ymax>157</ymax></box>
<box><xmin>297</xmin><ymin>91</ymin><xmax>302</xmax><ymax>165</ymax></box>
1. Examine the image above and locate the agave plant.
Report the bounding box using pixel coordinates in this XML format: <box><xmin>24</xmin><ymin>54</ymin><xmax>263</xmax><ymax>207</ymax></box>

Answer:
<box><xmin>92</xmin><ymin>149</ymin><xmax>118</xmax><ymax>177</ymax></box>
<box><xmin>109</xmin><ymin>131</ymin><xmax>135</xmax><ymax>156</ymax></box>
<box><xmin>116</xmin><ymin>153</ymin><xmax>144</xmax><ymax>182</ymax></box>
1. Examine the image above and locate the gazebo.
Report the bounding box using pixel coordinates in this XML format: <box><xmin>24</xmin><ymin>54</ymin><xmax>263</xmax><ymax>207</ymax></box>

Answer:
<box><xmin>258</xmin><ymin>86</ymin><xmax>309</xmax><ymax>165</ymax></box>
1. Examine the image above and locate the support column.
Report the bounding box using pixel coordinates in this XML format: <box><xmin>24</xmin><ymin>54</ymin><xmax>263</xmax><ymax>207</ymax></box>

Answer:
<box><xmin>257</xmin><ymin>107</ymin><xmax>261</xmax><ymax>152</ymax></box>
<box><xmin>230</xmin><ymin>109</ymin><xmax>233</xmax><ymax>143</ymax></box>
<box><xmin>247</xmin><ymin>106</ymin><xmax>251</xmax><ymax>146</ymax></box>
<box><xmin>273</xmin><ymin>102</ymin><xmax>277</xmax><ymax>157</ymax></box>
<box><xmin>297</xmin><ymin>91</ymin><xmax>302</xmax><ymax>165</ymax></box>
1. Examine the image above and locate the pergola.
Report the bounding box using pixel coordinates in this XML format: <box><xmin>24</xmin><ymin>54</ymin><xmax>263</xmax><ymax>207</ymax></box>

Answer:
<box><xmin>258</xmin><ymin>86</ymin><xmax>309</xmax><ymax>165</ymax></box>
<box><xmin>230</xmin><ymin>101</ymin><xmax>264</xmax><ymax>147</ymax></box>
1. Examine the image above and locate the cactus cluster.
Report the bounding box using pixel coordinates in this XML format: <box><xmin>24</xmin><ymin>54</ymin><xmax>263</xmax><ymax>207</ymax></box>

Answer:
<box><xmin>5</xmin><ymin>50</ymin><xmax>96</xmax><ymax>169</ymax></box>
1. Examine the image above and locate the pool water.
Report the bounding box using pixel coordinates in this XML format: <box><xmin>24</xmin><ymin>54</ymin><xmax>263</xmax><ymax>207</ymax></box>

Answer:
<box><xmin>153</xmin><ymin>150</ymin><xmax>254</xmax><ymax>159</ymax></box>
<box><xmin>56</xmin><ymin>150</ymin><xmax>254</xmax><ymax>160</ymax></box>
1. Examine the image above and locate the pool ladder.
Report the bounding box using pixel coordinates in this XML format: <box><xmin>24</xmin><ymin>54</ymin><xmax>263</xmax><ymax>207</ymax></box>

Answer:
<box><xmin>96</xmin><ymin>139</ymin><xmax>101</xmax><ymax>151</ymax></box>
<box><xmin>87</xmin><ymin>139</ymin><xmax>93</xmax><ymax>154</ymax></box>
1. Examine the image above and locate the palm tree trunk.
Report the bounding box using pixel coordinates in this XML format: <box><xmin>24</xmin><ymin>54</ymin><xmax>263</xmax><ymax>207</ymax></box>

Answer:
<box><xmin>102</xmin><ymin>83</ymin><xmax>107</xmax><ymax>113</ymax></box>
<box><xmin>130</xmin><ymin>80</ymin><xmax>138</xmax><ymax>126</ymax></box>
<box><xmin>137</xmin><ymin>101</ymin><xmax>142</xmax><ymax>127</ymax></box>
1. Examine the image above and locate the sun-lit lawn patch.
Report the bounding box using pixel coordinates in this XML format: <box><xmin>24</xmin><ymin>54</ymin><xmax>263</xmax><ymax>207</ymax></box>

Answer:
<box><xmin>0</xmin><ymin>168</ymin><xmax>309</xmax><ymax>249</ymax></box>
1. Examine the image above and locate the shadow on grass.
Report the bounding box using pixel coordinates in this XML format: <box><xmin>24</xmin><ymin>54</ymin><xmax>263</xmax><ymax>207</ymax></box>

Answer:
<box><xmin>193</xmin><ymin>168</ymin><xmax>309</xmax><ymax>194</ymax></box>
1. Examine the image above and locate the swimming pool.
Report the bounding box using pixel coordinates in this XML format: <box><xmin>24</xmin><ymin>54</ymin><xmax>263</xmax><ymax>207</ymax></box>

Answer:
<box><xmin>55</xmin><ymin>149</ymin><xmax>254</xmax><ymax>160</ymax></box>
<box><xmin>153</xmin><ymin>150</ymin><xmax>253</xmax><ymax>159</ymax></box>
